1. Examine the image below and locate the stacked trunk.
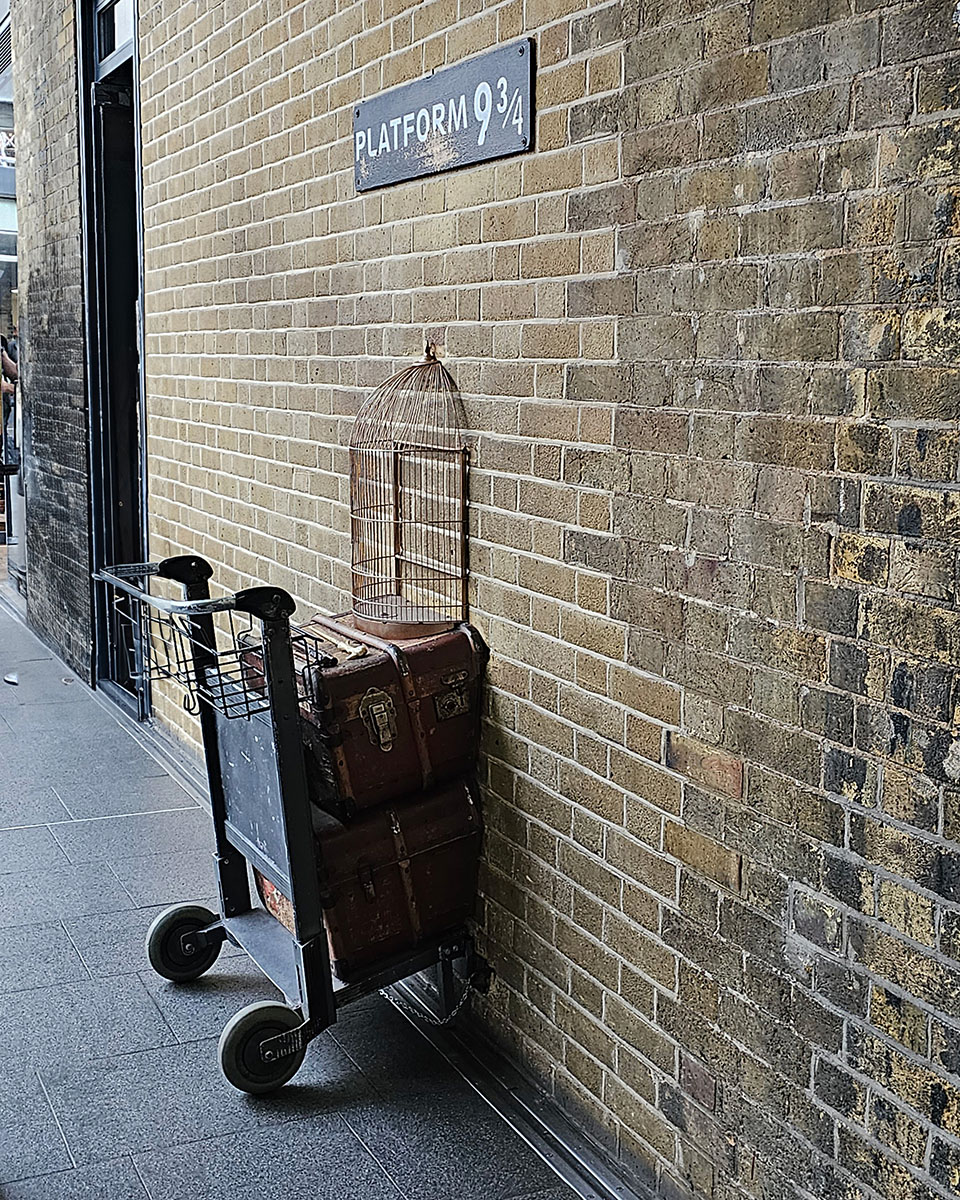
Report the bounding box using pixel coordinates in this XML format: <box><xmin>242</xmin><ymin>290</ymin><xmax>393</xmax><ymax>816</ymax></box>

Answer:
<box><xmin>246</xmin><ymin>614</ymin><xmax>487</xmax><ymax>981</ymax></box>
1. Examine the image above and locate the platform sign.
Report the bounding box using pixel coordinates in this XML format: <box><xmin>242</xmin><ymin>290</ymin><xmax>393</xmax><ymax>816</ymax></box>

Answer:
<box><xmin>353</xmin><ymin>40</ymin><xmax>534</xmax><ymax>192</ymax></box>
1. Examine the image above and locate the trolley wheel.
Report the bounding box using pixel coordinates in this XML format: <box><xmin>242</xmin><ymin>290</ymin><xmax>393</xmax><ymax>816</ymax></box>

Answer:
<box><xmin>145</xmin><ymin>904</ymin><xmax>221</xmax><ymax>983</ymax></box>
<box><xmin>218</xmin><ymin>1001</ymin><xmax>306</xmax><ymax>1094</ymax></box>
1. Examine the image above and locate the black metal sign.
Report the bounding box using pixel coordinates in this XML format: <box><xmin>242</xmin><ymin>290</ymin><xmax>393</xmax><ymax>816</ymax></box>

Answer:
<box><xmin>353</xmin><ymin>40</ymin><xmax>534</xmax><ymax>192</ymax></box>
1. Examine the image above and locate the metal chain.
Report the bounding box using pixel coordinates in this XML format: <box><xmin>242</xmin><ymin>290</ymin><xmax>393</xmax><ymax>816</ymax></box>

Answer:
<box><xmin>381</xmin><ymin>972</ymin><xmax>480</xmax><ymax>1027</ymax></box>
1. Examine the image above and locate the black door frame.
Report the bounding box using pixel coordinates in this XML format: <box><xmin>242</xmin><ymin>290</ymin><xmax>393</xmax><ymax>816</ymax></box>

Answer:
<box><xmin>76</xmin><ymin>0</ymin><xmax>150</xmax><ymax>719</ymax></box>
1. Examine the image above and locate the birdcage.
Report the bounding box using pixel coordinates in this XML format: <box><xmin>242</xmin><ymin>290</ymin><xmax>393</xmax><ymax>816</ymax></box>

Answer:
<box><xmin>350</xmin><ymin>346</ymin><xmax>469</xmax><ymax>640</ymax></box>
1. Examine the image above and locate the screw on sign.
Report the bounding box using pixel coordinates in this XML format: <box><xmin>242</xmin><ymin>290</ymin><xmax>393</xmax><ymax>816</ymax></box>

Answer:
<box><xmin>353</xmin><ymin>40</ymin><xmax>534</xmax><ymax>191</ymax></box>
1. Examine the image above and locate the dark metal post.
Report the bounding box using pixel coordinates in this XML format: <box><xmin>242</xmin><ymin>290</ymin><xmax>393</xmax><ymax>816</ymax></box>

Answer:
<box><xmin>257</xmin><ymin>607</ymin><xmax>336</xmax><ymax>1030</ymax></box>
<box><xmin>159</xmin><ymin>556</ymin><xmax>252</xmax><ymax>920</ymax></box>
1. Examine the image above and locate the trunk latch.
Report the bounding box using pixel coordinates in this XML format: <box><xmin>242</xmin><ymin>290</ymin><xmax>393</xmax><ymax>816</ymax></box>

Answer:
<box><xmin>359</xmin><ymin>687</ymin><xmax>397</xmax><ymax>751</ymax></box>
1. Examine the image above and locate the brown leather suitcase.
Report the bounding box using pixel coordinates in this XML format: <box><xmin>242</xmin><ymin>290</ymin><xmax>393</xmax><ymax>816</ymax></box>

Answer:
<box><xmin>245</xmin><ymin>613</ymin><xmax>487</xmax><ymax>821</ymax></box>
<box><xmin>254</xmin><ymin>778</ymin><xmax>482</xmax><ymax>981</ymax></box>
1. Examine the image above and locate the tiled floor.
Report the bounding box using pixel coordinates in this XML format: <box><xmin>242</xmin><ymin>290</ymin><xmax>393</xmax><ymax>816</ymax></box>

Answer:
<box><xmin>0</xmin><ymin>604</ymin><xmax>579</xmax><ymax>1200</ymax></box>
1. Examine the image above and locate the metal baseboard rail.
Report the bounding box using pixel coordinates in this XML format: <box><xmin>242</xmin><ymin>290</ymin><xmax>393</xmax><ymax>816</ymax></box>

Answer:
<box><xmin>389</xmin><ymin>976</ymin><xmax>651</xmax><ymax>1200</ymax></box>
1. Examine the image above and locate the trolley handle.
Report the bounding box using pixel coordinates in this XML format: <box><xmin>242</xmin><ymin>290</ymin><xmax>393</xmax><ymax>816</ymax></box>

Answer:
<box><xmin>95</xmin><ymin>568</ymin><xmax>235</xmax><ymax>615</ymax></box>
<box><xmin>95</xmin><ymin>560</ymin><xmax>297</xmax><ymax>623</ymax></box>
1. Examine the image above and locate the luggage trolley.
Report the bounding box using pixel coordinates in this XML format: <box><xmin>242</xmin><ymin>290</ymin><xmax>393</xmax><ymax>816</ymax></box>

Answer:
<box><xmin>95</xmin><ymin>555</ymin><xmax>479</xmax><ymax>1093</ymax></box>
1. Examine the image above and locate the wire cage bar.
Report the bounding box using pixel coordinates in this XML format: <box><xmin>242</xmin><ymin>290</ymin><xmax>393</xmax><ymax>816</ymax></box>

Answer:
<box><xmin>104</xmin><ymin>566</ymin><xmax>364</xmax><ymax>725</ymax></box>
<box><xmin>349</xmin><ymin>347</ymin><xmax>469</xmax><ymax>639</ymax></box>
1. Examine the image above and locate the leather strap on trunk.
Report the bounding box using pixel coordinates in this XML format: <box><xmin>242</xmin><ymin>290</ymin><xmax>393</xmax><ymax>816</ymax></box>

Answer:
<box><xmin>387</xmin><ymin>808</ymin><xmax>423</xmax><ymax>943</ymax></box>
<box><xmin>309</xmin><ymin>612</ymin><xmax>435</xmax><ymax>789</ymax></box>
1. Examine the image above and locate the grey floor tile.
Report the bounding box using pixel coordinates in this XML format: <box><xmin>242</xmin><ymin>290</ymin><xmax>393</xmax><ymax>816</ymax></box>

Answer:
<box><xmin>3</xmin><ymin>712</ymin><xmax>156</xmax><ymax>745</ymax></box>
<box><xmin>0</xmin><ymin>701</ymin><xmax>103</xmax><ymax>736</ymax></box>
<box><xmin>42</xmin><ymin>1034</ymin><xmax>372</xmax><ymax>1166</ymax></box>
<box><xmin>0</xmin><ymin>788</ymin><xmax>72</xmax><ymax>829</ymax></box>
<box><xmin>0</xmin><ymin>694</ymin><xmax>95</xmax><ymax>728</ymax></box>
<box><xmin>1</xmin><ymin>736</ymin><xmax>172</xmax><ymax>794</ymax></box>
<box><xmin>50</xmin><ymin>808</ymin><xmax>210</xmax><ymax>864</ymax></box>
<box><xmin>0</xmin><ymin>638</ymin><xmax>55</xmax><ymax>669</ymax></box>
<box><xmin>0</xmin><ymin>922</ymin><xmax>90</xmax><ymax>993</ymax></box>
<box><xmin>0</xmin><ymin>824</ymin><xmax>70</xmax><ymax>874</ymax></box>
<box><xmin>331</xmin><ymin>993</ymin><xmax>465</xmax><ymax>1095</ymax></box>
<box><xmin>0</xmin><ymin>975</ymin><xmax>176</xmax><ymax>1070</ymax></box>
<box><xmin>0</xmin><ymin>654</ymin><xmax>67</xmax><ymax>683</ymax></box>
<box><xmin>0</xmin><ymin>862</ymin><xmax>136</xmax><ymax>929</ymax></box>
<box><xmin>140</xmin><ymin>954</ymin><xmax>277</xmax><ymax>1042</ymax></box>
<box><xmin>0</xmin><ymin>1159</ymin><xmax>149</xmax><ymax>1199</ymax></box>
<box><xmin>133</xmin><ymin>1115</ymin><xmax>402</xmax><ymax>1200</ymax></box>
<box><xmin>109</xmin><ymin>847</ymin><xmax>216</xmax><ymax>907</ymax></box>
<box><xmin>0</xmin><ymin>759</ymin><xmax>73</xmax><ymax>799</ymax></box>
<box><xmin>59</xmin><ymin>775</ymin><xmax>196</xmax><ymax>820</ymax></box>
<box><xmin>0</xmin><ymin>629</ymin><xmax>50</xmax><ymax>656</ymax></box>
<box><xmin>63</xmin><ymin>900</ymin><xmax>242</xmax><ymax>978</ymax></box>
<box><xmin>343</xmin><ymin>1088</ymin><xmax>565</xmax><ymax>1200</ymax></box>
<box><xmin>0</xmin><ymin>1069</ymin><xmax>72</xmax><ymax>1184</ymax></box>
<box><xmin>0</xmin><ymin>670</ymin><xmax>92</xmax><ymax>706</ymax></box>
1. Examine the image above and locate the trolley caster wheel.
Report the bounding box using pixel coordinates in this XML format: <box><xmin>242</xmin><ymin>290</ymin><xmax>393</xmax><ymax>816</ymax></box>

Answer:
<box><xmin>218</xmin><ymin>1001</ymin><xmax>306</xmax><ymax>1094</ymax></box>
<box><xmin>145</xmin><ymin>904</ymin><xmax>221</xmax><ymax>983</ymax></box>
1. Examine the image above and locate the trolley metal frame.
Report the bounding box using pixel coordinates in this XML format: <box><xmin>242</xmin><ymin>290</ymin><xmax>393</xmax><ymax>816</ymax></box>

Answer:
<box><xmin>94</xmin><ymin>554</ymin><xmax>476</xmax><ymax>1087</ymax></box>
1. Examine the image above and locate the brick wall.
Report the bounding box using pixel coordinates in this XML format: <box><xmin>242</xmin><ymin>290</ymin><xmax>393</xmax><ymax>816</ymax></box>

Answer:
<box><xmin>139</xmin><ymin>1</ymin><xmax>960</xmax><ymax>1196</ymax></box>
<box><xmin>10</xmin><ymin>0</ymin><xmax>91</xmax><ymax>674</ymax></box>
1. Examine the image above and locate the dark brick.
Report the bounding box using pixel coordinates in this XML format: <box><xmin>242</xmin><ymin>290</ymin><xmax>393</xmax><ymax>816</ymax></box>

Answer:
<box><xmin>563</xmin><ymin>528</ymin><xmax>627</xmax><ymax>576</ymax></box>
<box><xmin>932</xmin><ymin>1136</ymin><xmax>960</xmax><ymax>1193</ymax></box>
<box><xmin>801</xmin><ymin>686</ymin><xmax>854</xmax><ymax>744</ymax></box>
<box><xmin>679</xmin><ymin>1054</ymin><xmax>717</xmax><ymax>1112</ymax></box>
<box><xmin>11</xmin><ymin>0</ymin><xmax>92</xmax><ymax>677</ymax></box>
<box><xmin>744</xmin><ymin>87</ymin><xmax>850</xmax><ymax>153</ymax></box>
<box><xmin>814</xmin><ymin>957</ymin><xmax>870</xmax><ymax>1017</ymax></box>
<box><xmin>792</xmin><ymin>889</ymin><xmax>843</xmax><ymax>951</ymax></box>
<box><xmin>565</xmin><ymin>363</ymin><xmax>634</xmax><ymax>405</ymax></box>
<box><xmin>752</xmin><ymin>0</ymin><xmax>851</xmax><ymax>41</ymax></box>
<box><xmin>882</xmin><ymin>0</ymin><xmax>960</xmax><ymax>63</ymax></box>
<box><xmin>829</xmin><ymin>641</ymin><xmax>870</xmax><ymax>696</ymax></box>
<box><xmin>567</xmin><ymin>275</ymin><xmax>635</xmax><ymax>318</ymax></box>
<box><xmin>724</xmin><ymin>709</ymin><xmax>822</xmax><ymax>786</ymax></box>
<box><xmin>889</xmin><ymin>659</ymin><xmax>958</xmax><ymax>723</ymax></box>
<box><xmin>568</xmin><ymin>183</ymin><xmax>635</xmax><ymax>231</ymax></box>
<box><xmin>804</xmin><ymin>582</ymin><xmax>860</xmax><ymax>638</ymax></box>
<box><xmin>570</xmin><ymin>2</ymin><xmax>622</xmax><ymax>53</ymax></box>
<box><xmin>614</xmin><ymin>407</ymin><xmax>689</xmax><ymax>454</ymax></box>
<box><xmin>824</xmin><ymin>746</ymin><xmax>876</xmax><ymax>805</ymax></box>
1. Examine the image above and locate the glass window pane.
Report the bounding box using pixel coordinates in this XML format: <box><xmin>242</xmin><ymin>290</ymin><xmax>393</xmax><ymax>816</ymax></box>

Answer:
<box><xmin>98</xmin><ymin>5</ymin><xmax>116</xmax><ymax>59</ymax></box>
<box><xmin>114</xmin><ymin>0</ymin><xmax>133</xmax><ymax>47</ymax></box>
<box><xmin>97</xmin><ymin>0</ymin><xmax>133</xmax><ymax>63</ymax></box>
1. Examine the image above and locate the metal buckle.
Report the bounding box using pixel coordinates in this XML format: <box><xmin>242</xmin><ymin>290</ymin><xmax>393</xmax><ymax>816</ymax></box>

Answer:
<box><xmin>359</xmin><ymin>687</ymin><xmax>397</xmax><ymax>751</ymax></box>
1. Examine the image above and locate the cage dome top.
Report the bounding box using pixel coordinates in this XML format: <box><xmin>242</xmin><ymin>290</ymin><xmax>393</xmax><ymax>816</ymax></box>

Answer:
<box><xmin>350</xmin><ymin>345</ymin><xmax>467</xmax><ymax>453</ymax></box>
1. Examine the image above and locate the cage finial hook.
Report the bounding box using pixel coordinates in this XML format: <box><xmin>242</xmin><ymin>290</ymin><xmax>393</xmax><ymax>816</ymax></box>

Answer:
<box><xmin>424</xmin><ymin>339</ymin><xmax>437</xmax><ymax>361</ymax></box>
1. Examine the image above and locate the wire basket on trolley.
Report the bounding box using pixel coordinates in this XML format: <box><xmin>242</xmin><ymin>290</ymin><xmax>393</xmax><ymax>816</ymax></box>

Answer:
<box><xmin>105</xmin><ymin>565</ymin><xmax>364</xmax><ymax>724</ymax></box>
<box><xmin>350</xmin><ymin>345</ymin><xmax>469</xmax><ymax>640</ymax></box>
